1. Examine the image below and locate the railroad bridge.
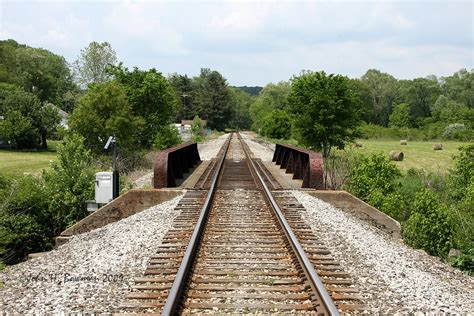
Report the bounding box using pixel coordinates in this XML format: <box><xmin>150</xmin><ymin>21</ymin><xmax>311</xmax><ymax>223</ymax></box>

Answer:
<box><xmin>51</xmin><ymin>133</ymin><xmax>400</xmax><ymax>315</ymax></box>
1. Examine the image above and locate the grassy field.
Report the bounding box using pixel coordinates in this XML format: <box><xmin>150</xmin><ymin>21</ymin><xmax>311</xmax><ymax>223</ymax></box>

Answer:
<box><xmin>0</xmin><ymin>141</ymin><xmax>61</xmax><ymax>177</ymax></box>
<box><xmin>354</xmin><ymin>140</ymin><xmax>471</xmax><ymax>173</ymax></box>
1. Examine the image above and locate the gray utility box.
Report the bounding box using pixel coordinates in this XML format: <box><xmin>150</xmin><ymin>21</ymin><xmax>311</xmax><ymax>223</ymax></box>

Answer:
<box><xmin>95</xmin><ymin>172</ymin><xmax>114</xmax><ymax>203</ymax></box>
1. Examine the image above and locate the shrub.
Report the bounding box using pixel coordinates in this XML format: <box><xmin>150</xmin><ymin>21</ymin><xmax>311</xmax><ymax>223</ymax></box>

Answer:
<box><xmin>0</xmin><ymin>175</ymin><xmax>53</xmax><ymax>264</ymax></box>
<box><xmin>153</xmin><ymin>124</ymin><xmax>182</xmax><ymax>150</ymax></box>
<box><xmin>324</xmin><ymin>149</ymin><xmax>360</xmax><ymax>190</ymax></box>
<box><xmin>191</xmin><ymin>116</ymin><xmax>205</xmax><ymax>142</ymax></box>
<box><xmin>449</xmin><ymin>144</ymin><xmax>474</xmax><ymax>202</ymax></box>
<box><xmin>368</xmin><ymin>189</ymin><xmax>407</xmax><ymax>221</ymax></box>
<box><xmin>447</xmin><ymin>145</ymin><xmax>474</xmax><ymax>272</ymax></box>
<box><xmin>449</xmin><ymin>248</ymin><xmax>473</xmax><ymax>274</ymax></box>
<box><xmin>261</xmin><ymin>110</ymin><xmax>292</xmax><ymax>140</ymax></box>
<box><xmin>442</xmin><ymin>123</ymin><xmax>466</xmax><ymax>140</ymax></box>
<box><xmin>403</xmin><ymin>189</ymin><xmax>454</xmax><ymax>257</ymax></box>
<box><xmin>43</xmin><ymin>133</ymin><xmax>95</xmax><ymax>232</ymax></box>
<box><xmin>347</xmin><ymin>153</ymin><xmax>401</xmax><ymax>201</ymax></box>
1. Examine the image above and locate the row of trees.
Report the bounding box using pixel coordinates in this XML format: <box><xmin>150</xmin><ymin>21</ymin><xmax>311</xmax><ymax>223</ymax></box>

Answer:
<box><xmin>4</xmin><ymin>38</ymin><xmax>470</xmax><ymax>155</ymax></box>
<box><xmin>0</xmin><ymin>39</ymin><xmax>255</xmax><ymax>152</ymax></box>
<box><xmin>251</xmin><ymin>68</ymin><xmax>473</xmax><ymax>147</ymax></box>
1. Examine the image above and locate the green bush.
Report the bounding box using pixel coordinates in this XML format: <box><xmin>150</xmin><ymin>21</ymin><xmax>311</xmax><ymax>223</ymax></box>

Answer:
<box><xmin>403</xmin><ymin>189</ymin><xmax>454</xmax><ymax>257</ymax></box>
<box><xmin>368</xmin><ymin>189</ymin><xmax>407</xmax><ymax>221</ymax></box>
<box><xmin>191</xmin><ymin>116</ymin><xmax>205</xmax><ymax>142</ymax></box>
<box><xmin>0</xmin><ymin>175</ymin><xmax>53</xmax><ymax>264</ymax></box>
<box><xmin>0</xmin><ymin>134</ymin><xmax>105</xmax><ymax>266</ymax></box>
<box><xmin>43</xmin><ymin>133</ymin><xmax>95</xmax><ymax>231</ymax></box>
<box><xmin>448</xmin><ymin>144</ymin><xmax>474</xmax><ymax>202</ymax></box>
<box><xmin>449</xmin><ymin>247</ymin><xmax>474</xmax><ymax>274</ymax></box>
<box><xmin>324</xmin><ymin>149</ymin><xmax>360</xmax><ymax>190</ymax></box>
<box><xmin>347</xmin><ymin>153</ymin><xmax>401</xmax><ymax>201</ymax></box>
<box><xmin>153</xmin><ymin>124</ymin><xmax>182</xmax><ymax>150</ymax></box>
<box><xmin>261</xmin><ymin>110</ymin><xmax>292</xmax><ymax>139</ymax></box>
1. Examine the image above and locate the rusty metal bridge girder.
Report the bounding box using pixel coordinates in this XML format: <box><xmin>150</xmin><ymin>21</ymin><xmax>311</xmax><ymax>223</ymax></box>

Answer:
<box><xmin>272</xmin><ymin>144</ymin><xmax>324</xmax><ymax>189</ymax></box>
<box><xmin>153</xmin><ymin>143</ymin><xmax>201</xmax><ymax>188</ymax></box>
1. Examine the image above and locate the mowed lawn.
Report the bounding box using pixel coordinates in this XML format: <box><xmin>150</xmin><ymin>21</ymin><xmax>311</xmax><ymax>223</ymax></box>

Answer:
<box><xmin>0</xmin><ymin>141</ymin><xmax>61</xmax><ymax>177</ymax></box>
<box><xmin>355</xmin><ymin>140</ymin><xmax>471</xmax><ymax>173</ymax></box>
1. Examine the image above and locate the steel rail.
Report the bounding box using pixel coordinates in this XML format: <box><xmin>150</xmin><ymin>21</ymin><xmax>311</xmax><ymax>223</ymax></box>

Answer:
<box><xmin>161</xmin><ymin>134</ymin><xmax>232</xmax><ymax>316</ymax></box>
<box><xmin>238</xmin><ymin>133</ymin><xmax>340</xmax><ymax>316</ymax></box>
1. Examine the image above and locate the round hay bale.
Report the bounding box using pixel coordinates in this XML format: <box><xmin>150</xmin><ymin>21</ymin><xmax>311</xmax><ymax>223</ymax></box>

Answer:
<box><xmin>355</xmin><ymin>142</ymin><xmax>363</xmax><ymax>148</ymax></box>
<box><xmin>400</xmin><ymin>139</ymin><xmax>408</xmax><ymax>145</ymax></box>
<box><xmin>389</xmin><ymin>150</ymin><xmax>404</xmax><ymax>161</ymax></box>
<box><xmin>433</xmin><ymin>143</ymin><xmax>443</xmax><ymax>151</ymax></box>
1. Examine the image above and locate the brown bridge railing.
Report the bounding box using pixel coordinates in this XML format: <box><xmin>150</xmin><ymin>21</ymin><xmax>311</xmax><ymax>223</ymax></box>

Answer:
<box><xmin>272</xmin><ymin>144</ymin><xmax>324</xmax><ymax>189</ymax></box>
<box><xmin>154</xmin><ymin>143</ymin><xmax>201</xmax><ymax>188</ymax></box>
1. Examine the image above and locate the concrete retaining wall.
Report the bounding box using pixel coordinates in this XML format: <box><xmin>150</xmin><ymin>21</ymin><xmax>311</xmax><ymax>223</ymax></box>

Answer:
<box><xmin>55</xmin><ymin>189</ymin><xmax>184</xmax><ymax>247</ymax></box>
<box><xmin>307</xmin><ymin>190</ymin><xmax>401</xmax><ymax>238</ymax></box>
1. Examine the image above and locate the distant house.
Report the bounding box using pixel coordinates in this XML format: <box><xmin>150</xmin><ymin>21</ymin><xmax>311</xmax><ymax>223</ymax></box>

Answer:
<box><xmin>53</xmin><ymin>106</ymin><xmax>69</xmax><ymax>129</ymax></box>
<box><xmin>175</xmin><ymin>118</ymin><xmax>207</xmax><ymax>141</ymax></box>
<box><xmin>180</xmin><ymin>119</ymin><xmax>207</xmax><ymax>130</ymax></box>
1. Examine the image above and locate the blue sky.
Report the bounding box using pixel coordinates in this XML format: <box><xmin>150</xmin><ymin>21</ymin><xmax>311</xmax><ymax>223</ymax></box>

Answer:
<box><xmin>0</xmin><ymin>0</ymin><xmax>472</xmax><ymax>86</ymax></box>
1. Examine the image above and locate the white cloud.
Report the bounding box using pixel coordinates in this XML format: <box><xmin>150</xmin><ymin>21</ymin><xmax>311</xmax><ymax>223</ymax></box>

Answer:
<box><xmin>104</xmin><ymin>0</ymin><xmax>187</xmax><ymax>54</ymax></box>
<box><xmin>208</xmin><ymin>2</ymin><xmax>269</xmax><ymax>31</ymax></box>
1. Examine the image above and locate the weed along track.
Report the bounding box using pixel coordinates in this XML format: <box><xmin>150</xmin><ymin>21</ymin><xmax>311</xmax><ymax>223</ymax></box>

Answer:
<box><xmin>122</xmin><ymin>133</ymin><xmax>362</xmax><ymax>314</ymax></box>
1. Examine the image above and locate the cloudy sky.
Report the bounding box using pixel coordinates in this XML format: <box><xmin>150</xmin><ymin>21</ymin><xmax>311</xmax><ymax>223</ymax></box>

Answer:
<box><xmin>0</xmin><ymin>0</ymin><xmax>472</xmax><ymax>86</ymax></box>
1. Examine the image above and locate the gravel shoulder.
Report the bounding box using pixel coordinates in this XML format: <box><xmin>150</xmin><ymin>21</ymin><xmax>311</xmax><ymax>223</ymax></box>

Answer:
<box><xmin>293</xmin><ymin>191</ymin><xmax>474</xmax><ymax>314</ymax></box>
<box><xmin>0</xmin><ymin>194</ymin><xmax>184</xmax><ymax>314</ymax></box>
<box><xmin>240</xmin><ymin>133</ymin><xmax>274</xmax><ymax>161</ymax></box>
<box><xmin>197</xmin><ymin>133</ymin><xmax>230</xmax><ymax>161</ymax></box>
<box><xmin>242</xmin><ymin>134</ymin><xmax>473</xmax><ymax>313</ymax></box>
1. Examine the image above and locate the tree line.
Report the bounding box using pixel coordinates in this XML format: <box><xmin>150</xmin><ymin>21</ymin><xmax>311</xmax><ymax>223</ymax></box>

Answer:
<box><xmin>2</xmin><ymin>39</ymin><xmax>471</xmax><ymax>155</ymax></box>
<box><xmin>250</xmin><ymin>69</ymin><xmax>473</xmax><ymax>150</ymax></box>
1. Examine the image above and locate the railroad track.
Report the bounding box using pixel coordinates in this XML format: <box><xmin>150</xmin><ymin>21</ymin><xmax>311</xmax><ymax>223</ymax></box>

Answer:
<box><xmin>122</xmin><ymin>133</ymin><xmax>363</xmax><ymax>314</ymax></box>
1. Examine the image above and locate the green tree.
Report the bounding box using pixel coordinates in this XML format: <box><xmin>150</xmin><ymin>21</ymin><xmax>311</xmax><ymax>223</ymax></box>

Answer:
<box><xmin>261</xmin><ymin>110</ymin><xmax>292</xmax><ymax>139</ymax></box>
<box><xmin>0</xmin><ymin>39</ymin><xmax>73</xmax><ymax>106</ymax></box>
<box><xmin>73</xmin><ymin>41</ymin><xmax>117</xmax><ymax>88</ymax></box>
<box><xmin>69</xmin><ymin>81</ymin><xmax>144</xmax><ymax>152</ymax></box>
<box><xmin>360</xmin><ymin>69</ymin><xmax>399</xmax><ymax>126</ymax></box>
<box><xmin>398</xmin><ymin>77</ymin><xmax>441</xmax><ymax>126</ymax></box>
<box><xmin>110</xmin><ymin>65</ymin><xmax>179</xmax><ymax>147</ymax></box>
<box><xmin>168</xmin><ymin>73</ymin><xmax>194</xmax><ymax>120</ymax></box>
<box><xmin>348</xmin><ymin>79</ymin><xmax>375</xmax><ymax>123</ymax></box>
<box><xmin>441</xmin><ymin>69</ymin><xmax>474</xmax><ymax>109</ymax></box>
<box><xmin>0</xmin><ymin>86</ymin><xmax>59</xmax><ymax>149</ymax></box>
<box><xmin>288</xmin><ymin>71</ymin><xmax>363</xmax><ymax>158</ymax></box>
<box><xmin>389</xmin><ymin>103</ymin><xmax>411</xmax><ymax>128</ymax></box>
<box><xmin>193</xmin><ymin>68</ymin><xmax>233</xmax><ymax>131</ymax></box>
<box><xmin>249</xmin><ymin>81</ymin><xmax>291</xmax><ymax>131</ymax></box>
<box><xmin>229</xmin><ymin>88</ymin><xmax>253</xmax><ymax>130</ymax></box>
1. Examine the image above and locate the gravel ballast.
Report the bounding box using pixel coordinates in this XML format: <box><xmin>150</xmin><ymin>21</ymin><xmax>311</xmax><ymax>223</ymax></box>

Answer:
<box><xmin>197</xmin><ymin>133</ymin><xmax>229</xmax><ymax>160</ymax></box>
<box><xmin>240</xmin><ymin>133</ymin><xmax>274</xmax><ymax>161</ymax></box>
<box><xmin>292</xmin><ymin>191</ymin><xmax>473</xmax><ymax>314</ymax></box>
<box><xmin>0</xmin><ymin>194</ymin><xmax>184</xmax><ymax>314</ymax></box>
